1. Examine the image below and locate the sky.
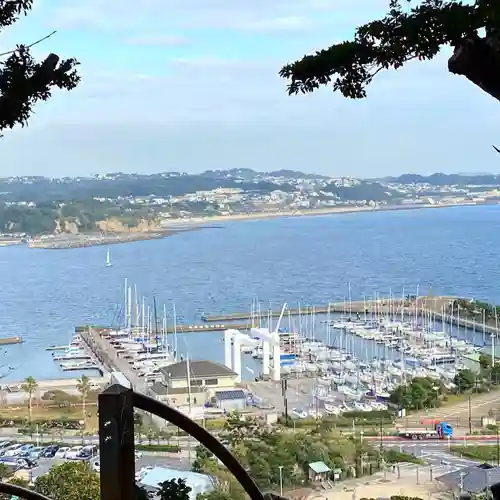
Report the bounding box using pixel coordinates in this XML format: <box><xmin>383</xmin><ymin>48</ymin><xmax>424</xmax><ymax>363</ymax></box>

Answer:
<box><xmin>0</xmin><ymin>0</ymin><xmax>498</xmax><ymax>178</ymax></box>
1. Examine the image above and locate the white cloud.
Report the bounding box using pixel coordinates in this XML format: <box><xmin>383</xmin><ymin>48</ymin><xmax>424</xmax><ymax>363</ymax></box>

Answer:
<box><xmin>3</xmin><ymin>0</ymin><xmax>497</xmax><ymax>179</ymax></box>
<box><xmin>48</xmin><ymin>0</ymin><xmax>328</xmax><ymax>31</ymax></box>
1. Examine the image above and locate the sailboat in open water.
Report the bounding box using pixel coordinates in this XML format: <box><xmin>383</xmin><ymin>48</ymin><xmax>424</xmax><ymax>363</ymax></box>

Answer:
<box><xmin>105</xmin><ymin>248</ymin><xmax>112</xmax><ymax>267</ymax></box>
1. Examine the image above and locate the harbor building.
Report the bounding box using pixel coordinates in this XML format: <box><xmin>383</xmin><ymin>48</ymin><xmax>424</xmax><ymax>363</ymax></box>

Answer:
<box><xmin>150</xmin><ymin>360</ymin><xmax>240</xmax><ymax>406</ymax></box>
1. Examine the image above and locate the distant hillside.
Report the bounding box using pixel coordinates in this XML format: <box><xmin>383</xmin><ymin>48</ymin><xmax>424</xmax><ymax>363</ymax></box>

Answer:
<box><xmin>323</xmin><ymin>181</ymin><xmax>396</xmax><ymax>201</ymax></box>
<box><xmin>385</xmin><ymin>173</ymin><xmax>500</xmax><ymax>186</ymax></box>
<box><xmin>0</xmin><ymin>173</ymin><xmax>296</xmax><ymax>203</ymax></box>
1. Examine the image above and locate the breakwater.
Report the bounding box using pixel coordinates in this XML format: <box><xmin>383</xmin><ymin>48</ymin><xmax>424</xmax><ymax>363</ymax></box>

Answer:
<box><xmin>203</xmin><ymin>296</ymin><xmax>500</xmax><ymax>336</ymax></box>
<box><xmin>28</xmin><ymin>228</ymin><xmax>201</xmax><ymax>249</ymax></box>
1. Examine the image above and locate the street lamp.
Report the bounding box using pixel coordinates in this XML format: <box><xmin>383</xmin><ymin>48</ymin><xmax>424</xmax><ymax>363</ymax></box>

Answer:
<box><xmin>459</xmin><ymin>471</ymin><xmax>466</xmax><ymax>493</ymax></box>
<box><xmin>496</xmin><ymin>426</ymin><xmax>499</xmax><ymax>466</ymax></box>
<box><xmin>278</xmin><ymin>465</ymin><xmax>284</xmax><ymax>497</ymax></box>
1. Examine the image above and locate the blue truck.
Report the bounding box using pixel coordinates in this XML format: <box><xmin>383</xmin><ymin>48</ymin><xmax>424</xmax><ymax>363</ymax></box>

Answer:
<box><xmin>398</xmin><ymin>421</ymin><xmax>453</xmax><ymax>440</ymax></box>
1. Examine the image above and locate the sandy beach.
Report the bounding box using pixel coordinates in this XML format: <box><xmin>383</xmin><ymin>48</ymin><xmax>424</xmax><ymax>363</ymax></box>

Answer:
<box><xmin>162</xmin><ymin>201</ymin><xmax>482</xmax><ymax>228</ymax></box>
<box><xmin>25</xmin><ymin>200</ymin><xmax>491</xmax><ymax>249</ymax></box>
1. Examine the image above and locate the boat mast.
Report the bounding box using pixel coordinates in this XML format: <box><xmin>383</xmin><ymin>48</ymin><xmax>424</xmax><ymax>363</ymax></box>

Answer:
<box><xmin>153</xmin><ymin>296</ymin><xmax>160</xmax><ymax>347</ymax></box>
<box><xmin>127</xmin><ymin>286</ymin><xmax>132</xmax><ymax>331</ymax></box>
<box><xmin>173</xmin><ymin>303</ymin><xmax>178</xmax><ymax>359</ymax></box>
<box><xmin>124</xmin><ymin>278</ymin><xmax>128</xmax><ymax>329</ymax></box>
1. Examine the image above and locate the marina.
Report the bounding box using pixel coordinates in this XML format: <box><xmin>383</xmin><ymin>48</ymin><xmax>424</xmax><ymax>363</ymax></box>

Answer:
<box><xmin>60</xmin><ymin>279</ymin><xmax>500</xmax><ymax>420</ymax></box>
<box><xmin>45</xmin><ymin>336</ymin><xmax>105</xmax><ymax>376</ymax></box>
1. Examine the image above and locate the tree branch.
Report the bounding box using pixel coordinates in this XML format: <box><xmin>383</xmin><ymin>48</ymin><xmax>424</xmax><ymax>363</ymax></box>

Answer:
<box><xmin>0</xmin><ymin>30</ymin><xmax>56</xmax><ymax>57</ymax></box>
<box><xmin>279</xmin><ymin>0</ymin><xmax>491</xmax><ymax>99</ymax></box>
<box><xmin>0</xmin><ymin>1</ymin><xmax>80</xmax><ymax>135</ymax></box>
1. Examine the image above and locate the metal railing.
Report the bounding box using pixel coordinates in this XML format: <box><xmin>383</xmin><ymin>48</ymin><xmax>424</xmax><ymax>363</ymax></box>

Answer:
<box><xmin>98</xmin><ymin>383</ymin><xmax>265</xmax><ymax>500</ymax></box>
<box><xmin>0</xmin><ymin>483</ymin><xmax>51</xmax><ymax>500</ymax></box>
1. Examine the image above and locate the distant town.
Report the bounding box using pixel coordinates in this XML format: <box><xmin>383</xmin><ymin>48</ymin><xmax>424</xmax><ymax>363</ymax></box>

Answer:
<box><xmin>1</xmin><ymin>169</ymin><xmax>500</xmax><ymax>247</ymax></box>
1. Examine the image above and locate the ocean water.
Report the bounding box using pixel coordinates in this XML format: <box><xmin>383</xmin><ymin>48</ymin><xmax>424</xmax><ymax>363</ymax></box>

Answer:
<box><xmin>0</xmin><ymin>204</ymin><xmax>499</xmax><ymax>382</ymax></box>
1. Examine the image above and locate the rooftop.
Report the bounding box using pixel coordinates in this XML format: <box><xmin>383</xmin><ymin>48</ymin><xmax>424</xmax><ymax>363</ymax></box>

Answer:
<box><xmin>215</xmin><ymin>389</ymin><xmax>245</xmax><ymax>401</ymax></box>
<box><xmin>150</xmin><ymin>382</ymin><xmax>206</xmax><ymax>396</ymax></box>
<box><xmin>159</xmin><ymin>360</ymin><xmax>237</xmax><ymax>380</ymax></box>
<box><xmin>436</xmin><ymin>463</ymin><xmax>500</xmax><ymax>493</ymax></box>
<box><xmin>309</xmin><ymin>461</ymin><xmax>331</xmax><ymax>474</ymax></box>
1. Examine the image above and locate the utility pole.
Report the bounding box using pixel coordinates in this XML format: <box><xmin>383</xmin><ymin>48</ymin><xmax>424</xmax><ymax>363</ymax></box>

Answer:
<box><xmin>281</xmin><ymin>378</ymin><xmax>288</xmax><ymax>425</ymax></box>
<box><xmin>496</xmin><ymin>427</ymin><xmax>499</xmax><ymax>466</ymax></box>
<box><xmin>468</xmin><ymin>396</ymin><xmax>472</xmax><ymax>435</ymax></box>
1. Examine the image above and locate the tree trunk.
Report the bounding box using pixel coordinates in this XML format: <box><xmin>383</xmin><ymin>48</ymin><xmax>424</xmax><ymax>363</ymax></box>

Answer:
<box><xmin>82</xmin><ymin>395</ymin><xmax>86</xmax><ymax>430</ymax></box>
<box><xmin>28</xmin><ymin>393</ymin><xmax>32</xmax><ymax>426</ymax></box>
<box><xmin>448</xmin><ymin>36</ymin><xmax>500</xmax><ymax>102</ymax></box>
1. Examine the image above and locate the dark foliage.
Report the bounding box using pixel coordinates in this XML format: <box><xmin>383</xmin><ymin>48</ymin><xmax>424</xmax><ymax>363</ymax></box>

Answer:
<box><xmin>0</xmin><ymin>0</ymin><xmax>80</xmax><ymax>135</ymax></box>
<box><xmin>0</xmin><ymin>174</ymin><xmax>297</xmax><ymax>203</ymax></box>
<box><xmin>279</xmin><ymin>0</ymin><xmax>500</xmax><ymax>102</ymax></box>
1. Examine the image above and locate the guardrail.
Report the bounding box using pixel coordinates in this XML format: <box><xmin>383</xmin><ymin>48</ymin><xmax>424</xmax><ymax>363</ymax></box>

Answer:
<box><xmin>98</xmin><ymin>383</ymin><xmax>265</xmax><ymax>500</ymax></box>
<box><xmin>0</xmin><ymin>482</ymin><xmax>51</xmax><ymax>500</ymax></box>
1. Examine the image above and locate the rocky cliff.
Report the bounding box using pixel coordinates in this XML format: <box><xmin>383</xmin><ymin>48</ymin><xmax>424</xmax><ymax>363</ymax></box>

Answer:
<box><xmin>96</xmin><ymin>217</ymin><xmax>161</xmax><ymax>233</ymax></box>
<box><xmin>52</xmin><ymin>217</ymin><xmax>161</xmax><ymax>235</ymax></box>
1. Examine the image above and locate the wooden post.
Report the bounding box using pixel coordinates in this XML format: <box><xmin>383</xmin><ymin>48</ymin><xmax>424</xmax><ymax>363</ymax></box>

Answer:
<box><xmin>98</xmin><ymin>384</ymin><xmax>135</xmax><ymax>500</ymax></box>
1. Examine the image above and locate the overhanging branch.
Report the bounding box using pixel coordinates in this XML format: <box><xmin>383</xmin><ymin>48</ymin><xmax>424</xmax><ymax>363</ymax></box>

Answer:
<box><xmin>448</xmin><ymin>35</ymin><xmax>500</xmax><ymax>101</ymax></box>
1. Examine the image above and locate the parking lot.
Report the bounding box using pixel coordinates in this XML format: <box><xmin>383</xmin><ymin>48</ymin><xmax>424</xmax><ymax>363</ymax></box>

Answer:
<box><xmin>0</xmin><ymin>441</ymin><xmax>190</xmax><ymax>481</ymax></box>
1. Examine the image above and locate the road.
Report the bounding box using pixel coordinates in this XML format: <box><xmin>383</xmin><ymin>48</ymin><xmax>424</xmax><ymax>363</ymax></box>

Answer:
<box><xmin>380</xmin><ymin>439</ymin><xmax>490</xmax><ymax>482</ymax></box>
<box><xmin>25</xmin><ymin>453</ymin><xmax>190</xmax><ymax>481</ymax></box>
<box><xmin>399</xmin><ymin>391</ymin><xmax>500</xmax><ymax>427</ymax></box>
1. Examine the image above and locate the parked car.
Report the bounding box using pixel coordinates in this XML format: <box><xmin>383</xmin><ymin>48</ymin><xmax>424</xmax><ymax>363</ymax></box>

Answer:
<box><xmin>3</xmin><ymin>444</ymin><xmax>27</xmax><ymax>457</ymax></box>
<box><xmin>65</xmin><ymin>446</ymin><xmax>83</xmax><ymax>460</ymax></box>
<box><xmin>19</xmin><ymin>446</ymin><xmax>44</xmax><ymax>460</ymax></box>
<box><xmin>55</xmin><ymin>447</ymin><xmax>70</xmax><ymax>459</ymax></box>
<box><xmin>78</xmin><ymin>445</ymin><xmax>98</xmax><ymax>459</ymax></box>
<box><xmin>291</xmin><ymin>408</ymin><xmax>308</xmax><ymax>419</ymax></box>
<box><xmin>135</xmin><ymin>451</ymin><xmax>143</xmax><ymax>459</ymax></box>
<box><xmin>16</xmin><ymin>444</ymin><xmax>34</xmax><ymax>455</ymax></box>
<box><xmin>0</xmin><ymin>456</ymin><xmax>37</xmax><ymax>469</ymax></box>
<box><xmin>41</xmin><ymin>445</ymin><xmax>59</xmax><ymax>458</ymax></box>
<box><xmin>91</xmin><ymin>460</ymin><xmax>99</xmax><ymax>472</ymax></box>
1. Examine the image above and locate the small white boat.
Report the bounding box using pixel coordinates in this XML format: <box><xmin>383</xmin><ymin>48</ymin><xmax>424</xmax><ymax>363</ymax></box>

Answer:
<box><xmin>105</xmin><ymin>248</ymin><xmax>112</xmax><ymax>267</ymax></box>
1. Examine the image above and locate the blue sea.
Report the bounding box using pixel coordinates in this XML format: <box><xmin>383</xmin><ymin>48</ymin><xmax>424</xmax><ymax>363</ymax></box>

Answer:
<box><xmin>0</xmin><ymin>204</ymin><xmax>499</xmax><ymax>381</ymax></box>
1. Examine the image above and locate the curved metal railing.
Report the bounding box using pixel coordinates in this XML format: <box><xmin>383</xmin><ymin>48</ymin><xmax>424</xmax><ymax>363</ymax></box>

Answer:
<box><xmin>0</xmin><ymin>482</ymin><xmax>51</xmax><ymax>500</ymax></box>
<box><xmin>98</xmin><ymin>384</ymin><xmax>266</xmax><ymax>500</ymax></box>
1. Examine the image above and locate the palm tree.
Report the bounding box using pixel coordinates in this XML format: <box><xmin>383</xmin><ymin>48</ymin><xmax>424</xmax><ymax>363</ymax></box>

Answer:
<box><xmin>76</xmin><ymin>375</ymin><xmax>91</xmax><ymax>430</ymax></box>
<box><xmin>0</xmin><ymin>462</ymin><xmax>9</xmax><ymax>480</ymax></box>
<box><xmin>21</xmin><ymin>376</ymin><xmax>38</xmax><ymax>426</ymax></box>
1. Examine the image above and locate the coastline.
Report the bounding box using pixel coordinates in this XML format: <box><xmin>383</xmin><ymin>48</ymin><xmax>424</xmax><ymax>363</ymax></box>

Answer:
<box><xmin>161</xmin><ymin>200</ymin><xmax>488</xmax><ymax>227</ymax></box>
<box><xmin>27</xmin><ymin>227</ymin><xmax>202</xmax><ymax>249</ymax></box>
<box><xmin>24</xmin><ymin>200</ymin><xmax>495</xmax><ymax>249</ymax></box>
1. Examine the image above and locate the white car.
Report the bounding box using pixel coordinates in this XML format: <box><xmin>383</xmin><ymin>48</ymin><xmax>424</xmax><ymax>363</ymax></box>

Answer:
<box><xmin>135</xmin><ymin>450</ymin><xmax>143</xmax><ymax>459</ymax></box>
<box><xmin>3</xmin><ymin>444</ymin><xmax>26</xmax><ymax>457</ymax></box>
<box><xmin>65</xmin><ymin>446</ymin><xmax>83</xmax><ymax>459</ymax></box>
<box><xmin>291</xmin><ymin>408</ymin><xmax>308</xmax><ymax>419</ymax></box>
<box><xmin>55</xmin><ymin>447</ymin><xmax>70</xmax><ymax>459</ymax></box>
<box><xmin>91</xmin><ymin>460</ymin><xmax>100</xmax><ymax>472</ymax></box>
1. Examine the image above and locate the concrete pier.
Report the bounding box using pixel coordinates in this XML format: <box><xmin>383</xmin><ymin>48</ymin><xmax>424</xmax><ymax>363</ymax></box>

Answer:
<box><xmin>79</xmin><ymin>327</ymin><xmax>146</xmax><ymax>393</ymax></box>
<box><xmin>202</xmin><ymin>296</ymin><xmax>500</xmax><ymax>337</ymax></box>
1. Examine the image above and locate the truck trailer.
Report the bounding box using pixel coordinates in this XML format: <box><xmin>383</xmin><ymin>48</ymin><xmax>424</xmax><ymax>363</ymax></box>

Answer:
<box><xmin>398</xmin><ymin>421</ymin><xmax>453</xmax><ymax>440</ymax></box>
